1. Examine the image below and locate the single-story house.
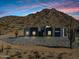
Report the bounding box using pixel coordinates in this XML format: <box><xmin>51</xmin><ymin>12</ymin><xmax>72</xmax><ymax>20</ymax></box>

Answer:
<box><xmin>24</xmin><ymin>26</ymin><xmax>68</xmax><ymax>37</ymax></box>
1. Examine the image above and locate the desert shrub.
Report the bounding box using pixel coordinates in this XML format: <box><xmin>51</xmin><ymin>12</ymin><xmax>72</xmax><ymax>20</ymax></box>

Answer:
<box><xmin>6</xmin><ymin>50</ymin><xmax>9</xmax><ymax>55</ymax></box>
<box><xmin>57</xmin><ymin>56</ymin><xmax>62</xmax><ymax>59</ymax></box>
<box><xmin>0</xmin><ymin>48</ymin><xmax>3</xmax><ymax>52</ymax></box>
<box><xmin>0</xmin><ymin>45</ymin><xmax>4</xmax><ymax>52</ymax></box>
<box><xmin>57</xmin><ymin>52</ymin><xmax>67</xmax><ymax>59</ymax></box>
<box><xmin>5</xmin><ymin>57</ymin><xmax>11</xmax><ymax>59</ymax></box>
<box><xmin>23</xmin><ymin>51</ymin><xmax>27</xmax><ymax>54</ymax></box>
<box><xmin>4</xmin><ymin>45</ymin><xmax>12</xmax><ymax>55</ymax></box>
<box><xmin>33</xmin><ymin>51</ymin><xmax>41</xmax><ymax>58</ymax></box>
<box><xmin>5</xmin><ymin>45</ymin><xmax>12</xmax><ymax>50</ymax></box>
<box><xmin>28</xmin><ymin>54</ymin><xmax>33</xmax><ymax>59</ymax></box>
<box><xmin>15</xmin><ymin>51</ymin><xmax>22</xmax><ymax>58</ymax></box>
<box><xmin>47</xmin><ymin>52</ymin><xmax>54</xmax><ymax>58</ymax></box>
<box><xmin>10</xmin><ymin>55</ymin><xmax>15</xmax><ymax>59</ymax></box>
<box><xmin>41</xmin><ymin>52</ymin><xmax>45</xmax><ymax>55</ymax></box>
<box><xmin>41</xmin><ymin>56</ymin><xmax>46</xmax><ymax>59</ymax></box>
<box><xmin>17</xmin><ymin>55</ymin><xmax>22</xmax><ymax>58</ymax></box>
<box><xmin>46</xmin><ymin>55</ymin><xmax>54</xmax><ymax>58</ymax></box>
<box><xmin>28</xmin><ymin>51</ymin><xmax>41</xmax><ymax>59</ymax></box>
<box><xmin>57</xmin><ymin>52</ymin><xmax>65</xmax><ymax>59</ymax></box>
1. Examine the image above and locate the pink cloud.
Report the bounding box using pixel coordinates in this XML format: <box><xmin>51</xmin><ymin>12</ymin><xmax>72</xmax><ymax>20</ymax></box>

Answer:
<box><xmin>74</xmin><ymin>16</ymin><xmax>79</xmax><ymax>20</ymax></box>
<box><xmin>3</xmin><ymin>1</ymin><xmax>78</xmax><ymax>14</ymax></box>
<box><xmin>50</xmin><ymin>1</ymin><xmax>79</xmax><ymax>9</ymax></box>
<box><xmin>40</xmin><ymin>1</ymin><xmax>79</xmax><ymax>13</ymax></box>
<box><xmin>58</xmin><ymin>7</ymin><xmax>79</xmax><ymax>13</ymax></box>
<box><xmin>39</xmin><ymin>1</ymin><xmax>73</xmax><ymax>9</ymax></box>
<box><xmin>0</xmin><ymin>0</ymin><xmax>79</xmax><ymax>20</ymax></box>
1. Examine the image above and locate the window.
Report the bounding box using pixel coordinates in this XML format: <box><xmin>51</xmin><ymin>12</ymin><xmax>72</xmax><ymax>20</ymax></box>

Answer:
<box><xmin>54</xmin><ymin>28</ymin><xmax>61</xmax><ymax>37</ymax></box>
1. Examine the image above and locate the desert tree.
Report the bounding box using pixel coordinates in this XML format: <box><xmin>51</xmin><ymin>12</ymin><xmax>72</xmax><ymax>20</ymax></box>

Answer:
<box><xmin>68</xmin><ymin>19</ymin><xmax>75</xmax><ymax>48</ymax></box>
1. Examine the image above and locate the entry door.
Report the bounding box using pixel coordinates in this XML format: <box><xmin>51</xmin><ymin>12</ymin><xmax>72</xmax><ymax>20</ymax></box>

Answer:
<box><xmin>48</xmin><ymin>31</ymin><xmax>52</xmax><ymax>36</ymax></box>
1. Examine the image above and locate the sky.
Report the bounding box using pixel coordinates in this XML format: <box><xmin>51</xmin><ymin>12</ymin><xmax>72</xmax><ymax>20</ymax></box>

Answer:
<box><xmin>0</xmin><ymin>0</ymin><xmax>79</xmax><ymax>20</ymax></box>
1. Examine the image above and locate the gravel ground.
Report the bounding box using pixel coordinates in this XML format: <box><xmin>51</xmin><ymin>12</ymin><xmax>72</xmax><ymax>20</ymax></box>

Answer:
<box><xmin>0</xmin><ymin>34</ymin><xmax>79</xmax><ymax>48</ymax></box>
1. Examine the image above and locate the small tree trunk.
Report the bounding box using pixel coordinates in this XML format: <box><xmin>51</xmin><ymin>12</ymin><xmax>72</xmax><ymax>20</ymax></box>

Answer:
<box><xmin>69</xmin><ymin>29</ymin><xmax>75</xmax><ymax>48</ymax></box>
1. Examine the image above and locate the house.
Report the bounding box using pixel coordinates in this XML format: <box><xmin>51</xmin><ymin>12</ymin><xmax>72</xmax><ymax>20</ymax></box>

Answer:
<box><xmin>24</xmin><ymin>26</ymin><xmax>68</xmax><ymax>37</ymax></box>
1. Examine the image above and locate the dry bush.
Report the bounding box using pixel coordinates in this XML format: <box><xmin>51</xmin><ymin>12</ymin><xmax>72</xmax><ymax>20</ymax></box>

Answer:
<box><xmin>5</xmin><ymin>45</ymin><xmax>12</xmax><ymax>50</ymax></box>
<box><xmin>33</xmin><ymin>51</ymin><xmax>41</xmax><ymax>58</ymax></box>
<box><xmin>57</xmin><ymin>52</ymin><xmax>68</xmax><ymax>59</ymax></box>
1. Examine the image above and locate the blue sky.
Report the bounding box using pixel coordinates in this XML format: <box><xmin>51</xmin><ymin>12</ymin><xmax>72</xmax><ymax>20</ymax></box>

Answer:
<box><xmin>0</xmin><ymin>0</ymin><xmax>79</xmax><ymax>20</ymax></box>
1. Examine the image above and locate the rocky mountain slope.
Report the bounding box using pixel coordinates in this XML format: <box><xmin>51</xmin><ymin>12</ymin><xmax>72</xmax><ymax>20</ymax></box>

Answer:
<box><xmin>0</xmin><ymin>8</ymin><xmax>79</xmax><ymax>34</ymax></box>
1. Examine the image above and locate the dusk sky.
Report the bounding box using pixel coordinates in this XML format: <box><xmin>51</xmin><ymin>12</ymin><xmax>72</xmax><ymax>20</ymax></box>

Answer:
<box><xmin>0</xmin><ymin>0</ymin><xmax>79</xmax><ymax>20</ymax></box>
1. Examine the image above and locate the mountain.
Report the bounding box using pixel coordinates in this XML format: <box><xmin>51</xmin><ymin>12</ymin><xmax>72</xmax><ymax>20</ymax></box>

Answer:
<box><xmin>0</xmin><ymin>8</ymin><xmax>79</xmax><ymax>34</ymax></box>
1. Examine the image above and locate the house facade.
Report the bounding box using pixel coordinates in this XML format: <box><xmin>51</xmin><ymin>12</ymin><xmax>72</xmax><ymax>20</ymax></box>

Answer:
<box><xmin>24</xmin><ymin>26</ymin><xmax>68</xmax><ymax>37</ymax></box>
